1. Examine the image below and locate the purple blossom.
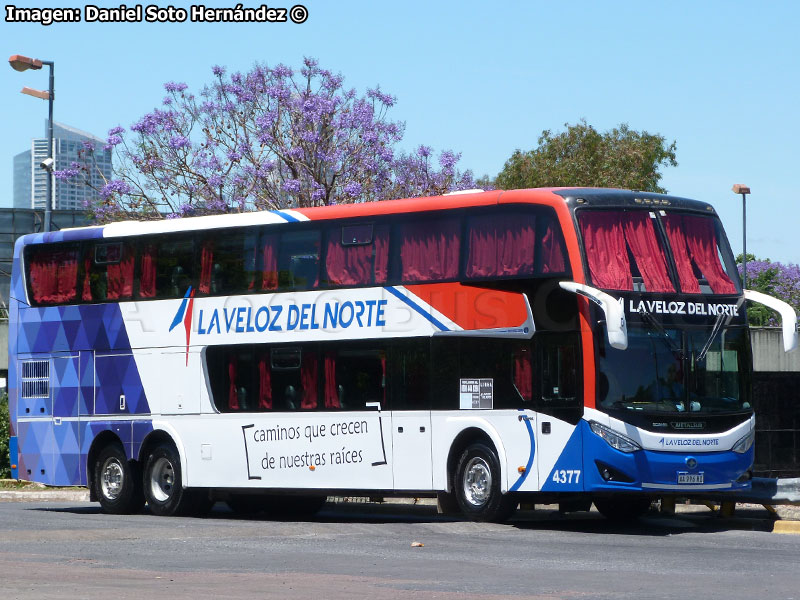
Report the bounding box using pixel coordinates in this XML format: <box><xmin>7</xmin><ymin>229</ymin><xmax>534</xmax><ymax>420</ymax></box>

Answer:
<box><xmin>99</xmin><ymin>179</ymin><xmax>131</xmax><ymax>200</ymax></box>
<box><xmin>54</xmin><ymin>168</ymin><xmax>80</xmax><ymax>180</ymax></box>
<box><xmin>67</xmin><ymin>56</ymin><xmax>475</xmax><ymax>219</ymax></box>
<box><xmin>168</xmin><ymin>135</ymin><xmax>191</xmax><ymax>149</ymax></box>
<box><xmin>164</xmin><ymin>81</ymin><xmax>188</xmax><ymax>93</ymax></box>
<box><xmin>343</xmin><ymin>182</ymin><xmax>362</xmax><ymax>198</ymax></box>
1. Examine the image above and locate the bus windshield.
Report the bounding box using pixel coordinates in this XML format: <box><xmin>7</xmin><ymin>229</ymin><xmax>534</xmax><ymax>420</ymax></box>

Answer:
<box><xmin>597</xmin><ymin>326</ymin><xmax>751</xmax><ymax>415</ymax></box>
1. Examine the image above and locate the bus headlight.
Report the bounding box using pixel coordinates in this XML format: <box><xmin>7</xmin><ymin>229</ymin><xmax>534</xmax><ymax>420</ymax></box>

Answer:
<box><xmin>589</xmin><ymin>421</ymin><xmax>642</xmax><ymax>453</ymax></box>
<box><xmin>732</xmin><ymin>429</ymin><xmax>755</xmax><ymax>454</ymax></box>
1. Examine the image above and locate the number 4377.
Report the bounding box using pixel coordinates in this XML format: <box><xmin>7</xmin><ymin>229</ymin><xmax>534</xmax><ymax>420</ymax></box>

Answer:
<box><xmin>552</xmin><ymin>469</ymin><xmax>581</xmax><ymax>484</ymax></box>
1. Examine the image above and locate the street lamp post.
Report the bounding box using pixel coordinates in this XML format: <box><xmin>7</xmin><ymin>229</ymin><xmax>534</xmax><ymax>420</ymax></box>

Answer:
<box><xmin>732</xmin><ymin>184</ymin><xmax>751</xmax><ymax>288</ymax></box>
<box><xmin>9</xmin><ymin>54</ymin><xmax>55</xmax><ymax>233</ymax></box>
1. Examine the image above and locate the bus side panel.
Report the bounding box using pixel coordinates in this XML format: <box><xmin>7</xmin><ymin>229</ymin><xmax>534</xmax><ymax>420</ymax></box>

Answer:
<box><xmin>171</xmin><ymin>411</ymin><xmax>394</xmax><ymax>490</ymax></box>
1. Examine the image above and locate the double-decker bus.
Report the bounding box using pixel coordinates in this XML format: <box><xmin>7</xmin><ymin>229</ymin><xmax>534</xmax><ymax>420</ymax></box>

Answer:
<box><xmin>7</xmin><ymin>188</ymin><xmax>798</xmax><ymax>521</ymax></box>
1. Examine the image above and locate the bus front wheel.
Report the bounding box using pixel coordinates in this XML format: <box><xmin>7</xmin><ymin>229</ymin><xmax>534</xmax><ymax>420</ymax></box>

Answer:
<box><xmin>454</xmin><ymin>443</ymin><xmax>516</xmax><ymax>522</ymax></box>
<box><xmin>144</xmin><ymin>443</ymin><xmax>190</xmax><ymax>516</ymax></box>
<box><xmin>93</xmin><ymin>443</ymin><xmax>145</xmax><ymax>515</ymax></box>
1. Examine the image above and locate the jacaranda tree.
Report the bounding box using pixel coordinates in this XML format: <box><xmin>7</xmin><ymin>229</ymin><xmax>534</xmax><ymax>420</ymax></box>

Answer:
<box><xmin>738</xmin><ymin>257</ymin><xmax>800</xmax><ymax>326</ymax></box>
<box><xmin>59</xmin><ymin>57</ymin><xmax>475</xmax><ymax>221</ymax></box>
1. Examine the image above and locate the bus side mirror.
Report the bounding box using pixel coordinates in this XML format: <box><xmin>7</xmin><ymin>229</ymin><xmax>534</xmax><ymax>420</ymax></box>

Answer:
<box><xmin>559</xmin><ymin>281</ymin><xmax>628</xmax><ymax>350</ymax></box>
<box><xmin>743</xmin><ymin>289</ymin><xmax>798</xmax><ymax>352</ymax></box>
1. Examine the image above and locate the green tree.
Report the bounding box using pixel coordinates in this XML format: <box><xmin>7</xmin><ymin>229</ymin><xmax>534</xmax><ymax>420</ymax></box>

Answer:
<box><xmin>0</xmin><ymin>393</ymin><xmax>9</xmax><ymax>479</ymax></box>
<box><xmin>495</xmin><ymin>120</ymin><xmax>678</xmax><ymax>193</ymax></box>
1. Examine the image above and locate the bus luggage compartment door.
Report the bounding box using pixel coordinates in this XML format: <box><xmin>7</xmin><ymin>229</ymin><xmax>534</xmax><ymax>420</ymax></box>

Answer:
<box><xmin>391</xmin><ymin>411</ymin><xmax>433</xmax><ymax>490</ymax></box>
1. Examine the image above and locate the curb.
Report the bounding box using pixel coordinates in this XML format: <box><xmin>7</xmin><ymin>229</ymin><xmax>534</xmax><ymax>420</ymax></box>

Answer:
<box><xmin>0</xmin><ymin>490</ymin><xmax>90</xmax><ymax>502</ymax></box>
<box><xmin>772</xmin><ymin>520</ymin><xmax>800</xmax><ymax>535</ymax></box>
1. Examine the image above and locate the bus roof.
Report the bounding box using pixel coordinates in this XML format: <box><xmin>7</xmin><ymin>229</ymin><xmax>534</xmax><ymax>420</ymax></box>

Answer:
<box><xmin>17</xmin><ymin>187</ymin><xmax>716</xmax><ymax>245</ymax></box>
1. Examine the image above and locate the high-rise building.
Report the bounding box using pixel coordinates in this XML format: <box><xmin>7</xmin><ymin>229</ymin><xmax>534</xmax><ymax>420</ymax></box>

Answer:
<box><xmin>12</xmin><ymin>121</ymin><xmax>113</xmax><ymax>211</ymax></box>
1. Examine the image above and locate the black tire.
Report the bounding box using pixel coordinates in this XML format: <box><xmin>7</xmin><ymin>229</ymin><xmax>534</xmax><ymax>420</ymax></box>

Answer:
<box><xmin>93</xmin><ymin>443</ymin><xmax>145</xmax><ymax>515</ymax></box>
<box><xmin>143</xmin><ymin>443</ymin><xmax>191</xmax><ymax>516</ymax></box>
<box><xmin>593</xmin><ymin>496</ymin><xmax>653</xmax><ymax>521</ymax></box>
<box><xmin>454</xmin><ymin>443</ymin><xmax>517</xmax><ymax>522</ymax></box>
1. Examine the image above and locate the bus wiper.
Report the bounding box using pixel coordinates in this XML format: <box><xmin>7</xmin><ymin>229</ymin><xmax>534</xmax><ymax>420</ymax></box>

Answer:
<box><xmin>639</xmin><ymin>310</ymin><xmax>683</xmax><ymax>358</ymax></box>
<box><xmin>697</xmin><ymin>311</ymin><xmax>727</xmax><ymax>363</ymax></box>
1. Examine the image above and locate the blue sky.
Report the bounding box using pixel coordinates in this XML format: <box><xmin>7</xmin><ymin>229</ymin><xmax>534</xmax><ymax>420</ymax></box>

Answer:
<box><xmin>3</xmin><ymin>1</ymin><xmax>798</xmax><ymax>263</ymax></box>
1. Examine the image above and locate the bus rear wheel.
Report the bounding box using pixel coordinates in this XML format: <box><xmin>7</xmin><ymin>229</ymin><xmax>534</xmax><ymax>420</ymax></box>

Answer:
<box><xmin>144</xmin><ymin>443</ymin><xmax>191</xmax><ymax>516</ymax></box>
<box><xmin>93</xmin><ymin>443</ymin><xmax>145</xmax><ymax>515</ymax></box>
<box><xmin>593</xmin><ymin>496</ymin><xmax>653</xmax><ymax>521</ymax></box>
<box><xmin>454</xmin><ymin>443</ymin><xmax>517</xmax><ymax>522</ymax></box>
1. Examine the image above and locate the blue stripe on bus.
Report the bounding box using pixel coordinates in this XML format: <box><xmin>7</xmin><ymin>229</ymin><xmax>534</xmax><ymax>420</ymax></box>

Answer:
<box><xmin>384</xmin><ymin>286</ymin><xmax>449</xmax><ymax>331</ymax></box>
<box><xmin>272</xmin><ymin>210</ymin><xmax>300</xmax><ymax>223</ymax></box>
<box><xmin>509</xmin><ymin>410</ymin><xmax>535</xmax><ymax>492</ymax></box>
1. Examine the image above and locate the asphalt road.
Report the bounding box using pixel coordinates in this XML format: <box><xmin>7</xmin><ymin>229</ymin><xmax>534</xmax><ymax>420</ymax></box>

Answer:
<box><xmin>0</xmin><ymin>500</ymin><xmax>798</xmax><ymax>600</ymax></box>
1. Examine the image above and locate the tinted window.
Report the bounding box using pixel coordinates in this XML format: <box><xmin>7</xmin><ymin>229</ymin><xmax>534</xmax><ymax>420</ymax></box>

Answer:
<box><xmin>26</xmin><ymin>244</ymin><xmax>80</xmax><ymax>305</ymax></box>
<box><xmin>154</xmin><ymin>238</ymin><xmax>194</xmax><ymax>299</ymax></box>
<box><xmin>278</xmin><ymin>231</ymin><xmax>320</xmax><ymax>290</ymax></box>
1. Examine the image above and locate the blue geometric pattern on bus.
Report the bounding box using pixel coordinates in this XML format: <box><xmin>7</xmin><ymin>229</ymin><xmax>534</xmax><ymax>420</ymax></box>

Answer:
<box><xmin>18</xmin><ymin>418</ymin><xmax>155</xmax><ymax>487</ymax></box>
<box><xmin>17</xmin><ymin>303</ymin><xmax>132</xmax><ymax>355</ymax></box>
<box><xmin>16</xmin><ymin>419</ymin><xmax>81</xmax><ymax>486</ymax></box>
<box><xmin>94</xmin><ymin>354</ymin><xmax>149</xmax><ymax>415</ymax></box>
<box><xmin>540</xmin><ymin>422</ymin><xmax>585</xmax><ymax>492</ymax></box>
<box><xmin>509</xmin><ymin>410</ymin><xmax>535</xmax><ymax>492</ymax></box>
<box><xmin>52</xmin><ymin>356</ymin><xmax>81</xmax><ymax>417</ymax></box>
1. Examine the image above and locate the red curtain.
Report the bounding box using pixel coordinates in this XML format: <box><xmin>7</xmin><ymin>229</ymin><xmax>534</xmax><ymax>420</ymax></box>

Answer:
<box><xmin>107</xmin><ymin>251</ymin><xmax>135</xmax><ymax>300</ymax></box>
<box><xmin>227</xmin><ymin>354</ymin><xmax>239</xmax><ymax>411</ymax></box>
<box><xmin>580</xmin><ymin>211</ymin><xmax>632</xmax><ymax>291</ymax></box>
<box><xmin>622</xmin><ymin>213</ymin><xmax>675</xmax><ymax>293</ymax></box>
<box><xmin>326</xmin><ymin>235</ymin><xmax>372</xmax><ymax>285</ymax></box>
<box><xmin>325</xmin><ymin>225</ymin><xmax>390</xmax><ymax>286</ymax></box>
<box><xmin>400</xmin><ymin>218</ymin><xmax>460</xmax><ymax>281</ymax></box>
<box><xmin>139</xmin><ymin>244</ymin><xmax>157</xmax><ymax>298</ymax></box>
<box><xmin>260</xmin><ymin>234</ymin><xmax>279</xmax><ymax>290</ymax></box>
<box><xmin>682</xmin><ymin>215</ymin><xmax>736</xmax><ymax>294</ymax></box>
<box><xmin>258</xmin><ymin>353</ymin><xmax>272</xmax><ymax>410</ymax></box>
<box><xmin>301</xmin><ymin>351</ymin><xmax>318</xmax><ymax>410</ymax></box>
<box><xmin>82</xmin><ymin>256</ymin><xmax>92</xmax><ymax>302</ymax></box>
<box><xmin>466</xmin><ymin>213</ymin><xmax>536</xmax><ymax>278</ymax></box>
<box><xmin>324</xmin><ymin>352</ymin><xmax>339</xmax><ymax>409</ymax></box>
<box><xmin>199</xmin><ymin>240</ymin><xmax>214</xmax><ymax>294</ymax></box>
<box><xmin>664</xmin><ymin>215</ymin><xmax>736</xmax><ymax>294</ymax></box>
<box><xmin>513</xmin><ymin>347</ymin><xmax>533</xmax><ymax>403</ymax></box>
<box><xmin>663</xmin><ymin>216</ymin><xmax>699</xmax><ymax>293</ymax></box>
<box><xmin>540</xmin><ymin>219</ymin><xmax>566</xmax><ymax>274</ymax></box>
<box><xmin>30</xmin><ymin>248</ymin><xmax>79</xmax><ymax>305</ymax></box>
<box><xmin>373</xmin><ymin>226</ymin><xmax>389</xmax><ymax>284</ymax></box>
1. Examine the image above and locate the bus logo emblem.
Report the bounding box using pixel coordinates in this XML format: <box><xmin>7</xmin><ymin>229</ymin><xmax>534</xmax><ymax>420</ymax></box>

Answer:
<box><xmin>169</xmin><ymin>287</ymin><xmax>196</xmax><ymax>366</ymax></box>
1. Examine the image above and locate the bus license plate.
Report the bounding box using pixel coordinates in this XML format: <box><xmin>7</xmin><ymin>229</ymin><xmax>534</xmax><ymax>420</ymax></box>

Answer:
<box><xmin>677</xmin><ymin>472</ymin><xmax>704</xmax><ymax>484</ymax></box>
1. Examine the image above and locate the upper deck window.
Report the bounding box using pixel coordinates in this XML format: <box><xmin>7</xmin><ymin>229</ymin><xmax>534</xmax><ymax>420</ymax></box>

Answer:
<box><xmin>465</xmin><ymin>210</ymin><xmax>567</xmax><ymax>279</ymax></box>
<box><xmin>662</xmin><ymin>214</ymin><xmax>737</xmax><ymax>294</ymax></box>
<box><xmin>397</xmin><ymin>217</ymin><xmax>460</xmax><ymax>282</ymax></box>
<box><xmin>579</xmin><ymin>210</ymin><xmax>674</xmax><ymax>293</ymax></box>
<box><xmin>324</xmin><ymin>224</ymin><xmax>389</xmax><ymax>286</ymax></box>
<box><xmin>27</xmin><ymin>245</ymin><xmax>80</xmax><ymax>305</ymax></box>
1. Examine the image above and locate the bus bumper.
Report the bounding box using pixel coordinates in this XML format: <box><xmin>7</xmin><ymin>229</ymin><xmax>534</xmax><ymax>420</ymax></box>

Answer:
<box><xmin>582</xmin><ymin>429</ymin><xmax>754</xmax><ymax>494</ymax></box>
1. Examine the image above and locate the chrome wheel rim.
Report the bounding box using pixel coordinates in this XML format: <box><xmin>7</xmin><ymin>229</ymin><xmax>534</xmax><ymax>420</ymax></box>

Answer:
<box><xmin>462</xmin><ymin>457</ymin><xmax>491</xmax><ymax>506</ymax></box>
<box><xmin>149</xmin><ymin>457</ymin><xmax>175</xmax><ymax>503</ymax></box>
<box><xmin>100</xmin><ymin>457</ymin><xmax>124</xmax><ymax>501</ymax></box>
